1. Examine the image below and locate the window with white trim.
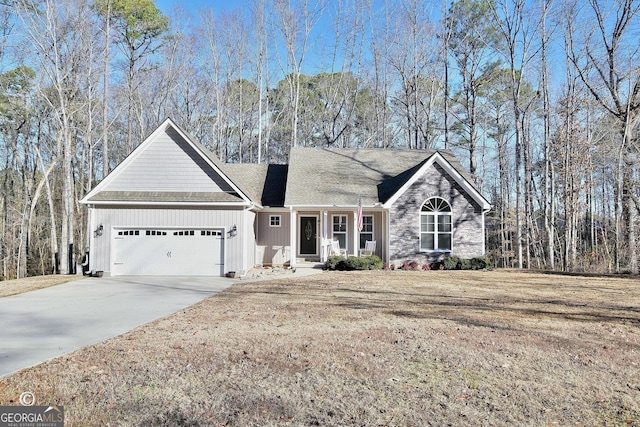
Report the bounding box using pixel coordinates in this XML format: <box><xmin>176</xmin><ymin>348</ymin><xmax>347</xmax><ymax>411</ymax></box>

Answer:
<box><xmin>269</xmin><ymin>215</ymin><xmax>281</xmax><ymax>227</ymax></box>
<box><xmin>359</xmin><ymin>215</ymin><xmax>374</xmax><ymax>249</ymax></box>
<box><xmin>420</xmin><ymin>198</ymin><xmax>452</xmax><ymax>251</ymax></box>
<box><xmin>332</xmin><ymin>215</ymin><xmax>347</xmax><ymax>249</ymax></box>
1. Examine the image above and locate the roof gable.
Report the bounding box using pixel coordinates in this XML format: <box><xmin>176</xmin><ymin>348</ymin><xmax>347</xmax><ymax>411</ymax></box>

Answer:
<box><xmin>81</xmin><ymin>118</ymin><xmax>259</xmax><ymax>206</ymax></box>
<box><xmin>382</xmin><ymin>151</ymin><xmax>490</xmax><ymax>210</ymax></box>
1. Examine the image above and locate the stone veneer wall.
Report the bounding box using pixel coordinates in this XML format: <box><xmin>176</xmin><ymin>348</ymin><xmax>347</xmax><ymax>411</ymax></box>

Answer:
<box><xmin>388</xmin><ymin>162</ymin><xmax>484</xmax><ymax>265</ymax></box>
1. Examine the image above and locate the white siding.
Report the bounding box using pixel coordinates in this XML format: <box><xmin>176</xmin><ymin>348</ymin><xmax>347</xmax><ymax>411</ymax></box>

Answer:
<box><xmin>90</xmin><ymin>206</ymin><xmax>249</xmax><ymax>276</ymax></box>
<box><xmin>103</xmin><ymin>127</ymin><xmax>233</xmax><ymax>193</ymax></box>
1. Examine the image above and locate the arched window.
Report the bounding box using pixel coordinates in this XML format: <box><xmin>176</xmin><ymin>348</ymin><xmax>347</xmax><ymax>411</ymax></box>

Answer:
<box><xmin>420</xmin><ymin>198</ymin><xmax>452</xmax><ymax>251</ymax></box>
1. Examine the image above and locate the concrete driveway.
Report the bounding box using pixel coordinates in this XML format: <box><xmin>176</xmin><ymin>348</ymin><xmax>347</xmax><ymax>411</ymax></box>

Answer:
<box><xmin>0</xmin><ymin>275</ymin><xmax>235</xmax><ymax>377</ymax></box>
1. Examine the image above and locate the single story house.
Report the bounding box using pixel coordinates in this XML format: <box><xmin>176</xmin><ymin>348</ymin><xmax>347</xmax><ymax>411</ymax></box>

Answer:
<box><xmin>80</xmin><ymin>118</ymin><xmax>490</xmax><ymax>276</ymax></box>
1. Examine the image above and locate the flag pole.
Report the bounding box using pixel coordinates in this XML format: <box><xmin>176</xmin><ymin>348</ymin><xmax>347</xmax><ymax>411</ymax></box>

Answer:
<box><xmin>357</xmin><ymin>193</ymin><xmax>363</xmax><ymax>254</ymax></box>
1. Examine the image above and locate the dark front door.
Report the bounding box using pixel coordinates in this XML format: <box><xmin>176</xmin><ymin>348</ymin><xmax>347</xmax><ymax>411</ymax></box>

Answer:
<box><xmin>299</xmin><ymin>216</ymin><xmax>317</xmax><ymax>255</ymax></box>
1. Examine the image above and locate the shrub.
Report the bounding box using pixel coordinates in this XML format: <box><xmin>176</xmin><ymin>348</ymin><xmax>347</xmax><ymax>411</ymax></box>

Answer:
<box><xmin>324</xmin><ymin>255</ymin><xmax>384</xmax><ymax>271</ymax></box>
<box><xmin>443</xmin><ymin>255</ymin><xmax>491</xmax><ymax>270</ymax></box>
<box><xmin>460</xmin><ymin>258</ymin><xmax>472</xmax><ymax>270</ymax></box>
<box><xmin>346</xmin><ymin>256</ymin><xmax>371</xmax><ymax>270</ymax></box>
<box><xmin>366</xmin><ymin>255</ymin><xmax>384</xmax><ymax>270</ymax></box>
<box><xmin>443</xmin><ymin>255</ymin><xmax>462</xmax><ymax>270</ymax></box>
<box><xmin>470</xmin><ymin>256</ymin><xmax>491</xmax><ymax>270</ymax></box>
<box><xmin>327</xmin><ymin>255</ymin><xmax>486</xmax><ymax>272</ymax></box>
<box><xmin>324</xmin><ymin>255</ymin><xmax>347</xmax><ymax>271</ymax></box>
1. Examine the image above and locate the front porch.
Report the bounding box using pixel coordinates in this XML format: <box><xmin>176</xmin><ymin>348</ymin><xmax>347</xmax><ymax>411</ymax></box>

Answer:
<box><xmin>289</xmin><ymin>209</ymin><xmax>388</xmax><ymax>267</ymax></box>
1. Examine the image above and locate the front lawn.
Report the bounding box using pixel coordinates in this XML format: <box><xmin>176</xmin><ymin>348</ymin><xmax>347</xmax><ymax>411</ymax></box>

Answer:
<box><xmin>1</xmin><ymin>270</ymin><xmax>638</xmax><ymax>426</ymax></box>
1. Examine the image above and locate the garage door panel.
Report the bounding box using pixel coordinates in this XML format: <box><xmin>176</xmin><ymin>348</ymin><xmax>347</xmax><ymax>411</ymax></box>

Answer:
<box><xmin>113</xmin><ymin>228</ymin><xmax>224</xmax><ymax>276</ymax></box>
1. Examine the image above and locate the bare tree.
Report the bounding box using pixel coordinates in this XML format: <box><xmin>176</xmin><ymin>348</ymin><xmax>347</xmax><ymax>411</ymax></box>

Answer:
<box><xmin>0</xmin><ymin>66</ymin><xmax>35</xmax><ymax>278</ymax></box>
<box><xmin>567</xmin><ymin>0</ymin><xmax>640</xmax><ymax>274</ymax></box>
<box><xmin>386</xmin><ymin>0</ymin><xmax>441</xmax><ymax>149</ymax></box>
<box><xmin>98</xmin><ymin>0</ymin><xmax>169</xmax><ymax>152</ymax></box>
<box><xmin>446</xmin><ymin>0</ymin><xmax>501</xmax><ymax>177</ymax></box>
<box><xmin>490</xmin><ymin>0</ymin><xmax>543</xmax><ymax>268</ymax></box>
<box><xmin>312</xmin><ymin>0</ymin><xmax>366</xmax><ymax>148</ymax></box>
<box><xmin>17</xmin><ymin>0</ymin><xmax>93</xmax><ymax>274</ymax></box>
<box><xmin>199</xmin><ymin>8</ymin><xmax>225</xmax><ymax>160</ymax></box>
<box><xmin>252</xmin><ymin>0</ymin><xmax>270</xmax><ymax>163</ymax></box>
<box><xmin>93</xmin><ymin>0</ymin><xmax>112</xmax><ymax>178</ymax></box>
<box><xmin>270</xmin><ymin>0</ymin><xmax>325</xmax><ymax>149</ymax></box>
<box><xmin>540</xmin><ymin>0</ymin><xmax>556</xmax><ymax>269</ymax></box>
<box><xmin>361</xmin><ymin>0</ymin><xmax>394</xmax><ymax>148</ymax></box>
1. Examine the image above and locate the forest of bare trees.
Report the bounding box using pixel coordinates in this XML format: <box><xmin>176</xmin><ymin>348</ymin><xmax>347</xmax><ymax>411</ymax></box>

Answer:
<box><xmin>1</xmin><ymin>0</ymin><xmax>639</xmax><ymax>279</ymax></box>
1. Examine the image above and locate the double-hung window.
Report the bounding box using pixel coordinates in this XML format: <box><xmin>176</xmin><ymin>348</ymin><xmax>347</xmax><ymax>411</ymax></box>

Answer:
<box><xmin>332</xmin><ymin>215</ymin><xmax>348</xmax><ymax>249</ymax></box>
<box><xmin>420</xmin><ymin>198</ymin><xmax>452</xmax><ymax>251</ymax></box>
<box><xmin>359</xmin><ymin>215</ymin><xmax>374</xmax><ymax>249</ymax></box>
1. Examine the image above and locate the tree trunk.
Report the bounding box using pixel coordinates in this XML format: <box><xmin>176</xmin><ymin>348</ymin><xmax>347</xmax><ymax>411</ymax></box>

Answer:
<box><xmin>541</xmin><ymin>2</ymin><xmax>554</xmax><ymax>269</ymax></box>
<box><xmin>102</xmin><ymin>0</ymin><xmax>110</xmax><ymax>177</ymax></box>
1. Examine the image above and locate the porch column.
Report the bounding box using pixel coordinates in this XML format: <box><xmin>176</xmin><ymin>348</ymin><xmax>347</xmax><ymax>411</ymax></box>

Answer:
<box><xmin>290</xmin><ymin>208</ymin><xmax>297</xmax><ymax>267</ymax></box>
<box><xmin>322</xmin><ymin>210</ymin><xmax>328</xmax><ymax>262</ymax></box>
<box><xmin>385</xmin><ymin>210</ymin><xmax>391</xmax><ymax>264</ymax></box>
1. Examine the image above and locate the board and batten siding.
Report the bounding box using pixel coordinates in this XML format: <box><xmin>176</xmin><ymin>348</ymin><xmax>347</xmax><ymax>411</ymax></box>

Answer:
<box><xmin>255</xmin><ymin>211</ymin><xmax>291</xmax><ymax>266</ymax></box>
<box><xmin>388</xmin><ymin>162</ymin><xmax>484</xmax><ymax>264</ymax></box>
<box><xmin>89</xmin><ymin>205</ymin><xmax>249</xmax><ymax>275</ymax></box>
<box><xmin>102</xmin><ymin>127</ymin><xmax>234</xmax><ymax>193</ymax></box>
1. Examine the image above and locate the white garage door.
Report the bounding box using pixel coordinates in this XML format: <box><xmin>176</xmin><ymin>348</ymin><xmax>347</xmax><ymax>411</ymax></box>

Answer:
<box><xmin>112</xmin><ymin>228</ymin><xmax>224</xmax><ymax>276</ymax></box>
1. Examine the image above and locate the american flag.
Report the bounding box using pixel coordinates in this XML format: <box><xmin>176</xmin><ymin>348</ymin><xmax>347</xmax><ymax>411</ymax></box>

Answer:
<box><xmin>357</xmin><ymin>194</ymin><xmax>363</xmax><ymax>232</ymax></box>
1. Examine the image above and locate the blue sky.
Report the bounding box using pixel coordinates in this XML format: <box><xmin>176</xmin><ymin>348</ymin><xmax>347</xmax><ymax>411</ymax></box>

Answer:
<box><xmin>155</xmin><ymin>0</ymin><xmax>247</xmax><ymax>16</ymax></box>
<box><xmin>153</xmin><ymin>0</ymin><xmax>348</xmax><ymax>75</ymax></box>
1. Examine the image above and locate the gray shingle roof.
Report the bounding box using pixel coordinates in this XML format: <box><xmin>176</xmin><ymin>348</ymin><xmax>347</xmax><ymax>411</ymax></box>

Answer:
<box><xmin>283</xmin><ymin>148</ymin><xmax>478</xmax><ymax>207</ymax></box>
<box><xmin>223</xmin><ymin>164</ymin><xmax>288</xmax><ymax>207</ymax></box>
<box><xmin>83</xmin><ymin>118</ymin><xmax>483</xmax><ymax>208</ymax></box>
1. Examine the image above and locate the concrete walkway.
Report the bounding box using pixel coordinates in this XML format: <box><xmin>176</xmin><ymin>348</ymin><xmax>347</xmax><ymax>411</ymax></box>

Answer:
<box><xmin>0</xmin><ymin>269</ymin><xmax>322</xmax><ymax>378</ymax></box>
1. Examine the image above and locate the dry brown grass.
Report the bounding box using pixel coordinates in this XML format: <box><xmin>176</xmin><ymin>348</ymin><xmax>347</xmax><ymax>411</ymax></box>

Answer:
<box><xmin>1</xmin><ymin>270</ymin><xmax>639</xmax><ymax>426</ymax></box>
<box><xmin>0</xmin><ymin>275</ymin><xmax>82</xmax><ymax>298</ymax></box>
